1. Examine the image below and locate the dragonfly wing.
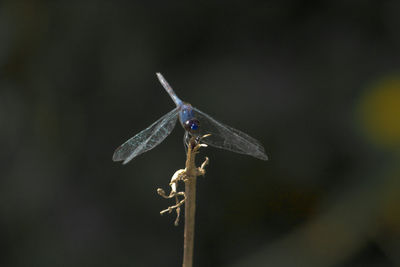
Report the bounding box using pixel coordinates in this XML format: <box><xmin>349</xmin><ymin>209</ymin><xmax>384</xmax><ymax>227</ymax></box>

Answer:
<box><xmin>113</xmin><ymin>107</ymin><xmax>179</xmax><ymax>164</ymax></box>
<box><xmin>193</xmin><ymin>107</ymin><xmax>268</xmax><ymax>160</ymax></box>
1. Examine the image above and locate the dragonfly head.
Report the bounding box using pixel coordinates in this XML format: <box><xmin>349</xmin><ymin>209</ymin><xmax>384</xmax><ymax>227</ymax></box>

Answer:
<box><xmin>184</xmin><ymin>119</ymin><xmax>200</xmax><ymax>133</ymax></box>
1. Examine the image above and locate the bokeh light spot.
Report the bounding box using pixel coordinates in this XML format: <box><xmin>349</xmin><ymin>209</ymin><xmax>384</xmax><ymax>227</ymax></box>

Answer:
<box><xmin>358</xmin><ymin>75</ymin><xmax>400</xmax><ymax>149</ymax></box>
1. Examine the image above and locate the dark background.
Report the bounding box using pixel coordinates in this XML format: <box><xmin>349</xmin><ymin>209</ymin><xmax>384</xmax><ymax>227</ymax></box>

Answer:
<box><xmin>1</xmin><ymin>1</ymin><xmax>400</xmax><ymax>266</ymax></box>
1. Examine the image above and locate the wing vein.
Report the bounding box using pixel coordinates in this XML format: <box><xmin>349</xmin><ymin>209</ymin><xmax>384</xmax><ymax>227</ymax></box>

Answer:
<box><xmin>112</xmin><ymin>107</ymin><xmax>179</xmax><ymax>164</ymax></box>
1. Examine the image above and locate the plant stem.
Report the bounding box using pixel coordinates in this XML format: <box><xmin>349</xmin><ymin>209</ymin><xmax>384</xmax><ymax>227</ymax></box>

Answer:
<box><xmin>182</xmin><ymin>139</ymin><xmax>199</xmax><ymax>267</ymax></box>
<box><xmin>183</xmin><ymin>174</ymin><xmax>196</xmax><ymax>267</ymax></box>
<box><xmin>182</xmin><ymin>137</ymin><xmax>208</xmax><ymax>267</ymax></box>
<box><xmin>157</xmin><ymin>138</ymin><xmax>208</xmax><ymax>267</ymax></box>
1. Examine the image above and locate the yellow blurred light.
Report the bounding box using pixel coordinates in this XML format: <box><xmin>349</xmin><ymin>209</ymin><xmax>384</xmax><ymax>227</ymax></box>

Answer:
<box><xmin>358</xmin><ymin>75</ymin><xmax>400</xmax><ymax>148</ymax></box>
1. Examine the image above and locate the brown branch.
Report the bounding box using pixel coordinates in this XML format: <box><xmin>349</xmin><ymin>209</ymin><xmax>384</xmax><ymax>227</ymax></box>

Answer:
<box><xmin>157</xmin><ymin>136</ymin><xmax>209</xmax><ymax>267</ymax></box>
<box><xmin>183</xmin><ymin>137</ymin><xmax>209</xmax><ymax>267</ymax></box>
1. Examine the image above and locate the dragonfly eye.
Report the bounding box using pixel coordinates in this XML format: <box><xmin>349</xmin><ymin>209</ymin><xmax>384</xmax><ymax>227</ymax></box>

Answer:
<box><xmin>184</xmin><ymin>119</ymin><xmax>200</xmax><ymax>132</ymax></box>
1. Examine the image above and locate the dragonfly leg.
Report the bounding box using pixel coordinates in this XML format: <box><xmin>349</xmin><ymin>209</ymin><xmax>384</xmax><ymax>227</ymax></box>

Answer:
<box><xmin>183</xmin><ymin>131</ymin><xmax>190</xmax><ymax>154</ymax></box>
<box><xmin>184</xmin><ymin>132</ymin><xmax>210</xmax><ymax>154</ymax></box>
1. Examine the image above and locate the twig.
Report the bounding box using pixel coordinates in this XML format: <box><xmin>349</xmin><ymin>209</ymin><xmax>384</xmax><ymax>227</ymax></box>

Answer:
<box><xmin>157</xmin><ymin>135</ymin><xmax>209</xmax><ymax>267</ymax></box>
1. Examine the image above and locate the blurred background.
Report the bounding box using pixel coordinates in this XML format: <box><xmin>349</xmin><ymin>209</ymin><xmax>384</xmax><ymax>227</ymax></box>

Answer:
<box><xmin>1</xmin><ymin>1</ymin><xmax>399</xmax><ymax>266</ymax></box>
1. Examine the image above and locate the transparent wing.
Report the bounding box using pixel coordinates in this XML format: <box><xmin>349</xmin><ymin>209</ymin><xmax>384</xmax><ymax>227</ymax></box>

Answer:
<box><xmin>113</xmin><ymin>107</ymin><xmax>179</xmax><ymax>164</ymax></box>
<box><xmin>193</xmin><ymin>107</ymin><xmax>268</xmax><ymax>160</ymax></box>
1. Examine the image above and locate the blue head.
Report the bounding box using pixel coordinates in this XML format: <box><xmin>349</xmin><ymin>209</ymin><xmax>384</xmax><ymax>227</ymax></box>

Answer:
<box><xmin>184</xmin><ymin>118</ymin><xmax>200</xmax><ymax>133</ymax></box>
<box><xmin>179</xmin><ymin>103</ymin><xmax>200</xmax><ymax>134</ymax></box>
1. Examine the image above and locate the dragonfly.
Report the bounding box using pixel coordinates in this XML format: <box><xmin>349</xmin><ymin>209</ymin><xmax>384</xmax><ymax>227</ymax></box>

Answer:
<box><xmin>112</xmin><ymin>73</ymin><xmax>268</xmax><ymax>164</ymax></box>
